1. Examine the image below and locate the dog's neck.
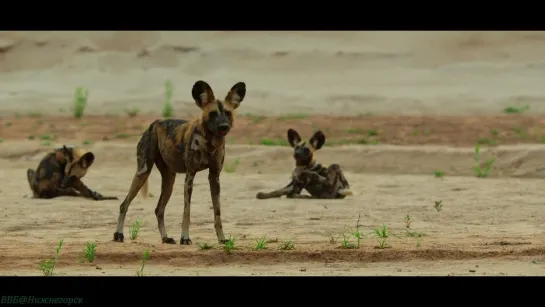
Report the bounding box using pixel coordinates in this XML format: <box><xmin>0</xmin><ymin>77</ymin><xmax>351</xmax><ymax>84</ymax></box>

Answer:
<box><xmin>194</xmin><ymin>124</ymin><xmax>225</xmax><ymax>149</ymax></box>
<box><xmin>295</xmin><ymin>161</ymin><xmax>318</xmax><ymax>171</ymax></box>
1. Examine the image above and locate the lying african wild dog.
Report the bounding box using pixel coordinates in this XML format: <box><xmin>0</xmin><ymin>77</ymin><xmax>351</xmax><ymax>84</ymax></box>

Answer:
<box><xmin>113</xmin><ymin>80</ymin><xmax>247</xmax><ymax>245</ymax></box>
<box><xmin>26</xmin><ymin>145</ymin><xmax>118</xmax><ymax>200</ymax></box>
<box><xmin>256</xmin><ymin>129</ymin><xmax>352</xmax><ymax>199</ymax></box>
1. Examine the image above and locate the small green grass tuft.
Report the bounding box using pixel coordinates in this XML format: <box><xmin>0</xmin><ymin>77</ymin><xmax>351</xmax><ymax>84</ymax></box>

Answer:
<box><xmin>40</xmin><ymin>134</ymin><xmax>55</xmax><ymax>141</ymax></box>
<box><xmin>406</xmin><ymin>230</ymin><xmax>426</xmax><ymax>238</ymax></box>
<box><xmin>39</xmin><ymin>239</ymin><xmax>64</xmax><ymax>276</ymax></box>
<box><xmin>73</xmin><ymin>87</ymin><xmax>89</xmax><ymax>119</ymax></box>
<box><xmin>433</xmin><ymin>170</ymin><xmax>445</xmax><ymax>178</ymax></box>
<box><xmin>224</xmin><ymin>236</ymin><xmax>236</xmax><ymax>253</ymax></box>
<box><xmin>129</xmin><ymin>220</ymin><xmax>141</xmax><ymax>240</ymax></box>
<box><xmin>83</xmin><ymin>241</ymin><xmax>97</xmax><ymax>263</ymax></box>
<box><xmin>277</xmin><ymin>113</ymin><xmax>308</xmax><ymax>120</ymax></box>
<box><xmin>346</xmin><ymin>128</ymin><xmax>363</xmax><ymax>134</ymax></box>
<box><xmin>339</xmin><ymin>233</ymin><xmax>357</xmax><ymax>249</ymax></box>
<box><xmin>473</xmin><ymin>144</ymin><xmax>495</xmax><ymax>178</ymax></box>
<box><xmin>477</xmin><ymin>137</ymin><xmax>496</xmax><ymax>146</ymax></box>
<box><xmin>490</xmin><ymin>129</ymin><xmax>499</xmax><ymax>137</ymax></box>
<box><xmin>259</xmin><ymin>138</ymin><xmax>289</xmax><ymax>146</ymax></box>
<box><xmin>136</xmin><ymin>249</ymin><xmax>150</xmax><ymax>277</ymax></box>
<box><xmin>125</xmin><ymin>107</ymin><xmax>140</xmax><ymax>118</ymax></box>
<box><xmin>503</xmin><ymin>105</ymin><xmax>529</xmax><ymax>114</ymax></box>
<box><xmin>404</xmin><ymin>214</ymin><xmax>412</xmax><ymax>229</ymax></box>
<box><xmin>114</xmin><ymin>133</ymin><xmax>130</xmax><ymax>139</ymax></box>
<box><xmin>278</xmin><ymin>240</ymin><xmax>295</xmax><ymax>250</ymax></box>
<box><xmin>352</xmin><ymin>213</ymin><xmax>363</xmax><ymax>248</ymax></box>
<box><xmin>224</xmin><ymin>158</ymin><xmax>240</xmax><ymax>173</ymax></box>
<box><xmin>255</xmin><ymin>236</ymin><xmax>269</xmax><ymax>250</ymax></box>
<box><xmin>367</xmin><ymin>129</ymin><xmax>378</xmax><ymax>136</ymax></box>
<box><xmin>338</xmin><ymin>214</ymin><xmax>364</xmax><ymax>249</ymax></box>
<box><xmin>372</xmin><ymin>224</ymin><xmax>398</xmax><ymax>249</ymax></box>
<box><xmin>434</xmin><ymin>200</ymin><xmax>443</xmax><ymax>212</ymax></box>
<box><xmin>162</xmin><ymin>80</ymin><xmax>174</xmax><ymax>118</ymax></box>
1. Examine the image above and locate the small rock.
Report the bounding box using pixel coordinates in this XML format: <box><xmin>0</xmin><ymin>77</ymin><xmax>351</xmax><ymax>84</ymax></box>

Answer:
<box><xmin>469</xmin><ymin>269</ymin><xmax>476</xmax><ymax>273</ymax></box>
<box><xmin>137</xmin><ymin>49</ymin><xmax>150</xmax><ymax>57</ymax></box>
<box><xmin>0</xmin><ymin>39</ymin><xmax>15</xmax><ymax>53</ymax></box>
<box><xmin>77</xmin><ymin>45</ymin><xmax>95</xmax><ymax>53</ymax></box>
<box><xmin>397</xmin><ymin>269</ymin><xmax>402</xmax><ymax>272</ymax></box>
<box><xmin>299</xmin><ymin>268</ymin><xmax>306</xmax><ymax>272</ymax></box>
<box><xmin>272</xmin><ymin>210</ymin><xmax>276</xmax><ymax>213</ymax></box>
<box><xmin>96</xmin><ymin>265</ymin><xmax>102</xmax><ymax>270</ymax></box>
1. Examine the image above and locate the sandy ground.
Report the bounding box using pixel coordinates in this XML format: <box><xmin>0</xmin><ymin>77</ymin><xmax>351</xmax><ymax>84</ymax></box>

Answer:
<box><xmin>1</xmin><ymin>31</ymin><xmax>545</xmax><ymax>117</ymax></box>
<box><xmin>2</xmin><ymin>142</ymin><xmax>545</xmax><ymax>276</ymax></box>
<box><xmin>1</xmin><ymin>31</ymin><xmax>545</xmax><ymax>276</ymax></box>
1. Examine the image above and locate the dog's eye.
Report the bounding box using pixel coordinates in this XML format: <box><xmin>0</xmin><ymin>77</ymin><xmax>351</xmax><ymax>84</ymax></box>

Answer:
<box><xmin>225</xmin><ymin>111</ymin><xmax>232</xmax><ymax>117</ymax></box>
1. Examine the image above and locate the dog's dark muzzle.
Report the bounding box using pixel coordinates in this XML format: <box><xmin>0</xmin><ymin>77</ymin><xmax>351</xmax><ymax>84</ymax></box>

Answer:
<box><xmin>294</xmin><ymin>148</ymin><xmax>310</xmax><ymax>163</ymax></box>
<box><xmin>217</xmin><ymin>123</ymin><xmax>230</xmax><ymax>136</ymax></box>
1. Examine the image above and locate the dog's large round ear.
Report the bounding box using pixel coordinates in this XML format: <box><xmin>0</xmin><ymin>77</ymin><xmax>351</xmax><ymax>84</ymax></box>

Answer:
<box><xmin>192</xmin><ymin>80</ymin><xmax>215</xmax><ymax>108</ymax></box>
<box><xmin>226</xmin><ymin>82</ymin><xmax>246</xmax><ymax>109</ymax></box>
<box><xmin>79</xmin><ymin>152</ymin><xmax>95</xmax><ymax>168</ymax></box>
<box><xmin>309</xmin><ymin>131</ymin><xmax>326</xmax><ymax>150</ymax></box>
<box><xmin>287</xmin><ymin>129</ymin><xmax>301</xmax><ymax>148</ymax></box>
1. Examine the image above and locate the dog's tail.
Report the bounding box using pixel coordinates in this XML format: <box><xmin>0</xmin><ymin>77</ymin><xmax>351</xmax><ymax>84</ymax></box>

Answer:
<box><xmin>338</xmin><ymin>188</ymin><xmax>353</xmax><ymax>197</ymax></box>
<box><xmin>140</xmin><ymin>179</ymin><xmax>149</xmax><ymax>199</ymax></box>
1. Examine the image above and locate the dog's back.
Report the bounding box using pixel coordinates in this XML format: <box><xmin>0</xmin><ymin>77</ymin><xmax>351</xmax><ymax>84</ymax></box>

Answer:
<box><xmin>27</xmin><ymin>149</ymin><xmax>66</xmax><ymax>199</ymax></box>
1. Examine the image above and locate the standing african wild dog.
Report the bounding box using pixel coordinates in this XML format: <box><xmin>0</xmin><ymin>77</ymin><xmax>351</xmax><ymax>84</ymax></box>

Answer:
<box><xmin>113</xmin><ymin>80</ymin><xmax>246</xmax><ymax>245</ymax></box>
<box><xmin>26</xmin><ymin>145</ymin><xmax>119</xmax><ymax>200</ymax></box>
<box><xmin>256</xmin><ymin>129</ymin><xmax>352</xmax><ymax>199</ymax></box>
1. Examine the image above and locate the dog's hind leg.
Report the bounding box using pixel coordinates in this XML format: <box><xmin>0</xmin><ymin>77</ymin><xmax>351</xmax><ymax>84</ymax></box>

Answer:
<box><xmin>154</xmin><ymin>156</ymin><xmax>177</xmax><ymax>244</ymax></box>
<box><xmin>327</xmin><ymin>164</ymin><xmax>352</xmax><ymax>198</ymax></box>
<box><xmin>113</xmin><ymin>129</ymin><xmax>157</xmax><ymax>242</ymax></box>
<box><xmin>114</xmin><ymin>168</ymin><xmax>152</xmax><ymax>242</ymax></box>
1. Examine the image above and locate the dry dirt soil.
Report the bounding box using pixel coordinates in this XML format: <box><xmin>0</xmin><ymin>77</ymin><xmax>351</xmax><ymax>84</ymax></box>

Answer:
<box><xmin>1</xmin><ymin>31</ymin><xmax>545</xmax><ymax>276</ymax></box>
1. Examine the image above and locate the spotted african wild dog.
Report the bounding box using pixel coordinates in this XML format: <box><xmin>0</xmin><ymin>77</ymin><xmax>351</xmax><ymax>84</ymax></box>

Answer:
<box><xmin>26</xmin><ymin>145</ymin><xmax>118</xmax><ymax>200</ymax></box>
<box><xmin>113</xmin><ymin>80</ymin><xmax>246</xmax><ymax>245</ymax></box>
<box><xmin>256</xmin><ymin>129</ymin><xmax>352</xmax><ymax>199</ymax></box>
